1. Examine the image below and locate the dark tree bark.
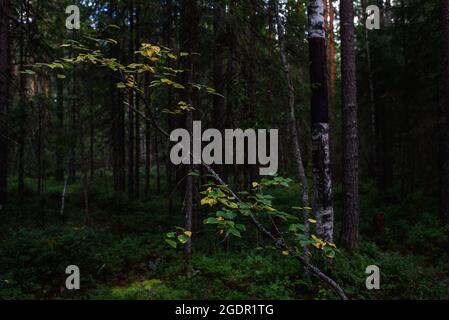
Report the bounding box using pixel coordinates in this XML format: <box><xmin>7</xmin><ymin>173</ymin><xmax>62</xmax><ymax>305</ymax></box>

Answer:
<box><xmin>0</xmin><ymin>0</ymin><xmax>10</xmax><ymax>205</ymax></box>
<box><xmin>155</xmin><ymin>131</ymin><xmax>161</xmax><ymax>193</ymax></box>
<box><xmin>361</xmin><ymin>0</ymin><xmax>378</xmax><ymax>183</ymax></box>
<box><xmin>55</xmin><ymin>77</ymin><xmax>65</xmax><ymax>181</ymax></box>
<box><xmin>89</xmin><ymin>104</ymin><xmax>94</xmax><ymax>180</ymax></box>
<box><xmin>128</xmin><ymin>0</ymin><xmax>135</xmax><ymax>200</ymax></box>
<box><xmin>212</xmin><ymin>2</ymin><xmax>227</xmax><ymax>178</ymax></box>
<box><xmin>180</xmin><ymin>0</ymin><xmax>200</xmax><ymax>265</ymax></box>
<box><xmin>144</xmin><ymin>73</ymin><xmax>151</xmax><ymax>197</ymax></box>
<box><xmin>37</xmin><ymin>95</ymin><xmax>44</xmax><ymax>195</ymax></box>
<box><xmin>339</xmin><ymin>0</ymin><xmax>359</xmax><ymax>249</ymax></box>
<box><xmin>307</xmin><ymin>0</ymin><xmax>334</xmax><ymax>242</ymax></box>
<box><xmin>18</xmin><ymin>2</ymin><xmax>27</xmax><ymax>199</ymax></box>
<box><xmin>109</xmin><ymin>0</ymin><xmax>126</xmax><ymax>192</ymax></box>
<box><xmin>69</xmin><ymin>49</ymin><xmax>78</xmax><ymax>183</ymax></box>
<box><xmin>328</xmin><ymin>0</ymin><xmax>335</xmax><ymax>101</ymax></box>
<box><xmin>144</xmin><ymin>124</ymin><xmax>151</xmax><ymax>196</ymax></box>
<box><xmin>134</xmin><ymin>2</ymin><xmax>141</xmax><ymax>199</ymax></box>
<box><xmin>441</xmin><ymin>0</ymin><xmax>449</xmax><ymax>224</ymax></box>
<box><xmin>399</xmin><ymin>0</ymin><xmax>415</xmax><ymax>195</ymax></box>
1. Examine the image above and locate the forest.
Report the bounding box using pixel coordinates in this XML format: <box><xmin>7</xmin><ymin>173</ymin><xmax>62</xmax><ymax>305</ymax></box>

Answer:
<box><xmin>0</xmin><ymin>0</ymin><xmax>449</xmax><ymax>301</ymax></box>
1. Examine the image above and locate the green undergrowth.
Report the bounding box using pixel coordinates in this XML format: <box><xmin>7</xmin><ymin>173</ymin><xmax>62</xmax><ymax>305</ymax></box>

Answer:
<box><xmin>1</xmin><ymin>176</ymin><xmax>449</xmax><ymax>299</ymax></box>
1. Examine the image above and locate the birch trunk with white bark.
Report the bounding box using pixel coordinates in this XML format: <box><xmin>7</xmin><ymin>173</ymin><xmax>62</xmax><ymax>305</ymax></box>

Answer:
<box><xmin>307</xmin><ymin>0</ymin><xmax>334</xmax><ymax>242</ymax></box>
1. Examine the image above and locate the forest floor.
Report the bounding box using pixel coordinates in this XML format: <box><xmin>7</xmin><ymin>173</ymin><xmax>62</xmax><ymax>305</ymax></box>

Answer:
<box><xmin>1</xmin><ymin>172</ymin><xmax>449</xmax><ymax>300</ymax></box>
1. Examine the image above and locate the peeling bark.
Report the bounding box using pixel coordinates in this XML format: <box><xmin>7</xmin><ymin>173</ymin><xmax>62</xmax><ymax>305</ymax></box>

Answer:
<box><xmin>311</xmin><ymin>123</ymin><xmax>334</xmax><ymax>242</ymax></box>
<box><xmin>308</xmin><ymin>0</ymin><xmax>334</xmax><ymax>242</ymax></box>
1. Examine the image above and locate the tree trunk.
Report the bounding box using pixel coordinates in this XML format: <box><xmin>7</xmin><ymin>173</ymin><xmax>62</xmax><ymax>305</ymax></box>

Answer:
<box><xmin>37</xmin><ymin>98</ymin><xmax>43</xmax><ymax>195</ymax></box>
<box><xmin>155</xmin><ymin>131</ymin><xmax>161</xmax><ymax>193</ymax></box>
<box><xmin>0</xmin><ymin>0</ymin><xmax>10</xmax><ymax>205</ymax></box>
<box><xmin>89</xmin><ymin>103</ymin><xmax>94</xmax><ymax>180</ymax></box>
<box><xmin>55</xmin><ymin>77</ymin><xmax>65</xmax><ymax>181</ymax></box>
<box><xmin>134</xmin><ymin>3</ymin><xmax>141</xmax><ymax>199</ymax></box>
<box><xmin>18</xmin><ymin>3</ymin><xmax>26</xmax><ymax>199</ymax></box>
<box><xmin>109</xmin><ymin>0</ymin><xmax>126</xmax><ymax>193</ymax></box>
<box><xmin>212</xmin><ymin>2</ymin><xmax>227</xmax><ymax>178</ymax></box>
<box><xmin>339</xmin><ymin>0</ymin><xmax>359</xmax><ymax>249</ymax></box>
<box><xmin>69</xmin><ymin>55</ymin><xmax>77</xmax><ymax>183</ymax></box>
<box><xmin>274</xmin><ymin>0</ymin><xmax>311</xmax><ymax>254</ymax></box>
<box><xmin>180</xmin><ymin>0</ymin><xmax>200</xmax><ymax>266</ymax></box>
<box><xmin>144</xmin><ymin>74</ymin><xmax>151</xmax><ymax>197</ymax></box>
<box><xmin>128</xmin><ymin>0</ymin><xmax>135</xmax><ymax>200</ymax></box>
<box><xmin>441</xmin><ymin>0</ymin><xmax>449</xmax><ymax>224</ymax></box>
<box><xmin>361</xmin><ymin>0</ymin><xmax>378</xmax><ymax>183</ymax></box>
<box><xmin>307</xmin><ymin>0</ymin><xmax>334</xmax><ymax>243</ymax></box>
<box><xmin>328</xmin><ymin>0</ymin><xmax>335</xmax><ymax>101</ymax></box>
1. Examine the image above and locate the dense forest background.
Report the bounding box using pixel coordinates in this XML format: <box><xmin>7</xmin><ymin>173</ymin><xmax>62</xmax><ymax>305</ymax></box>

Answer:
<box><xmin>1</xmin><ymin>0</ymin><xmax>449</xmax><ymax>300</ymax></box>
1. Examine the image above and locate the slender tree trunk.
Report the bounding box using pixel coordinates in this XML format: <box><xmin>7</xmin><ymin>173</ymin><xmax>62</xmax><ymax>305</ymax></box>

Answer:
<box><xmin>339</xmin><ymin>0</ymin><xmax>359</xmax><ymax>249</ymax></box>
<box><xmin>37</xmin><ymin>98</ymin><xmax>43</xmax><ymax>195</ymax></box>
<box><xmin>128</xmin><ymin>89</ymin><xmax>135</xmax><ymax>199</ymax></box>
<box><xmin>144</xmin><ymin>122</ymin><xmax>151</xmax><ymax>196</ymax></box>
<box><xmin>274</xmin><ymin>0</ymin><xmax>311</xmax><ymax>254</ymax></box>
<box><xmin>109</xmin><ymin>0</ymin><xmax>125</xmax><ymax>192</ymax></box>
<box><xmin>119</xmin><ymin>94</ymin><xmax>126</xmax><ymax>192</ymax></box>
<box><xmin>89</xmin><ymin>104</ymin><xmax>94</xmax><ymax>180</ymax></box>
<box><xmin>128</xmin><ymin>0</ymin><xmax>135</xmax><ymax>200</ymax></box>
<box><xmin>441</xmin><ymin>0</ymin><xmax>449</xmax><ymax>224</ymax></box>
<box><xmin>361</xmin><ymin>0</ymin><xmax>378</xmax><ymax>182</ymax></box>
<box><xmin>155</xmin><ymin>131</ymin><xmax>161</xmax><ymax>193</ymax></box>
<box><xmin>328</xmin><ymin>0</ymin><xmax>335</xmax><ymax>101</ymax></box>
<box><xmin>18</xmin><ymin>3</ymin><xmax>26</xmax><ymax>199</ymax></box>
<box><xmin>134</xmin><ymin>101</ymin><xmax>140</xmax><ymax>199</ymax></box>
<box><xmin>213</xmin><ymin>2</ymin><xmax>227</xmax><ymax>178</ymax></box>
<box><xmin>134</xmin><ymin>3</ymin><xmax>141</xmax><ymax>199</ymax></box>
<box><xmin>55</xmin><ymin>77</ymin><xmax>65</xmax><ymax>181</ymax></box>
<box><xmin>180</xmin><ymin>0</ymin><xmax>200</xmax><ymax>266</ymax></box>
<box><xmin>79</xmin><ymin>103</ymin><xmax>89</xmax><ymax>222</ymax></box>
<box><xmin>69</xmin><ymin>58</ymin><xmax>77</xmax><ymax>183</ymax></box>
<box><xmin>0</xmin><ymin>0</ymin><xmax>10</xmax><ymax>205</ymax></box>
<box><xmin>307</xmin><ymin>0</ymin><xmax>334</xmax><ymax>242</ymax></box>
<box><xmin>144</xmin><ymin>74</ymin><xmax>151</xmax><ymax>197</ymax></box>
<box><xmin>399</xmin><ymin>0</ymin><xmax>414</xmax><ymax>195</ymax></box>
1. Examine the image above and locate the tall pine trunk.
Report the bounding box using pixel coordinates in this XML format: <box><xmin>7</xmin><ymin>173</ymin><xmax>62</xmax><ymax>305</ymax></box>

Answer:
<box><xmin>109</xmin><ymin>0</ymin><xmax>126</xmax><ymax>193</ymax></box>
<box><xmin>18</xmin><ymin>2</ymin><xmax>27</xmax><ymax>199</ymax></box>
<box><xmin>307</xmin><ymin>0</ymin><xmax>334</xmax><ymax>242</ymax></box>
<box><xmin>0</xmin><ymin>0</ymin><xmax>10</xmax><ymax>205</ymax></box>
<box><xmin>134</xmin><ymin>1</ymin><xmax>141</xmax><ymax>199</ymax></box>
<box><xmin>441</xmin><ymin>0</ymin><xmax>449</xmax><ymax>224</ymax></box>
<box><xmin>212</xmin><ymin>2</ymin><xmax>227</xmax><ymax>178</ymax></box>
<box><xmin>180</xmin><ymin>0</ymin><xmax>200</xmax><ymax>265</ymax></box>
<box><xmin>127</xmin><ymin>0</ymin><xmax>135</xmax><ymax>200</ymax></box>
<box><xmin>361</xmin><ymin>0</ymin><xmax>378</xmax><ymax>182</ymax></box>
<box><xmin>339</xmin><ymin>0</ymin><xmax>359</xmax><ymax>249</ymax></box>
<box><xmin>55</xmin><ymin>78</ymin><xmax>65</xmax><ymax>181</ymax></box>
